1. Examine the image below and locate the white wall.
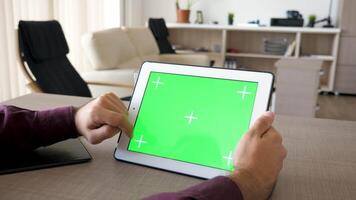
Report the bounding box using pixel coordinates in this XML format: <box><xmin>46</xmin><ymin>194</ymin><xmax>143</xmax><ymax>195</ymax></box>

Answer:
<box><xmin>141</xmin><ymin>0</ymin><xmax>339</xmax><ymax>27</ymax></box>
<box><xmin>125</xmin><ymin>0</ymin><xmax>144</xmax><ymax>26</ymax></box>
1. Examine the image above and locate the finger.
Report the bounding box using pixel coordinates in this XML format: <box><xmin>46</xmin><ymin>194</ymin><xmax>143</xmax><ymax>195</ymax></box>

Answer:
<box><xmin>262</xmin><ymin>127</ymin><xmax>282</xmax><ymax>143</ymax></box>
<box><xmin>105</xmin><ymin>93</ymin><xmax>126</xmax><ymax>110</ymax></box>
<box><xmin>281</xmin><ymin>145</ymin><xmax>288</xmax><ymax>159</ymax></box>
<box><xmin>104</xmin><ymin>95</ymin><xmax>126</xmax><ymax>114</ymax></box>
<box><xmin>248</xmin><ymin>111</ymin><xmax>275</xmax><ymax>137</ymax></box>
<box><xmin>98</xmin><ymin>108</ymin><xmax>133</xmax><ymax>137</ymax></box>
<box><xmin>107</xmin><ymin>93</ymin><xmax>127</xmax><ymax>113</ymax></box>
<box><xmin>89</xmin><ymin>125</ymin><xmax>119</xmax><ymax>144</ymax></box>
<box><xmin>96</xmin><ymin>94</ymin><xmax>122</xmax><ymax>113</ymax></box>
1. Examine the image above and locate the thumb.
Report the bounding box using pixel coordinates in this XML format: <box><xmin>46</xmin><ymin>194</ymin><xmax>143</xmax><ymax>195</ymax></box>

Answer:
<box><xmin>87</xmin><ymin>125</ymin><xmax>119</xmax><ymax>144</ymax></box>
<box><xmin>249</xmin><ymin>111</ymin><xmax>275</xmax><ymax>137</ymax></box>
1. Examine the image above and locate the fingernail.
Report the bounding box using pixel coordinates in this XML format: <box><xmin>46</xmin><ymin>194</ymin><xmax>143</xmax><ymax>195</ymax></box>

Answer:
<box><xmin>264</xmin><ymin>111</ymin><xmax>275</xmax><ymax>118</ymax></box>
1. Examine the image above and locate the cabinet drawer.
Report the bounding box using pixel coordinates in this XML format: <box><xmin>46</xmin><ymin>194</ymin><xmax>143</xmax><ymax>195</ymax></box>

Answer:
<box><xmin>276</xmin><ymin>83</ymin><xmax>319</xmax><ymax>101</ymax></box>
<box><xmin>338</xmin><ymin>37</ymin><xmax>356</xmax><ymax>65</ymax></box>
<box><xmin>335</xmin><ymin>66</ymin><xmax>356</xmax><ymax>94</ymax></box>
<box><xmin>276</xmin><ymin>69</ymin><xmax>320</xmax><ymax>86</ymax></box>
<box><xmin>340</xmin><ymin>0</ymin><xmax>356</xmax><ymax>36</ymax></box>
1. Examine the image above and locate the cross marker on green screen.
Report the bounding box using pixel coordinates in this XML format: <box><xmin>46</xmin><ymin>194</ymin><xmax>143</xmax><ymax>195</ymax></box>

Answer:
<box><xmin>236</xmin><ymin>85</ymin><xmax>252</xmax><ymax>100</ymax></box>
<box><xmin>152</xmin><ymin>76</ymin><xmax>164</xmax><ymax>89</ymax></box>
<box><xmin>184</xmin><ymin>111</ymin><xmax>198</xmax><ymax>125</ymax></box>
<box><xmin>134</xmin><ymin>135</ymin><xmax>147</xmax><ymax>148</ymax></box>
<box><xmin>223</xmin><ymin>151</ymin><xmax>233</xmax><ymax>167</ymax></box>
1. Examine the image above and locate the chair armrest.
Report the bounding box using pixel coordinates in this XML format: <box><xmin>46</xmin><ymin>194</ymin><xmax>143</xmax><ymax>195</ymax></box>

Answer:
<box><xmin>86</xmin><ymin>81</ymin><xmax>134</xmax><ymax>89</ymax></box>
<box><xmin>26</xmin><ymin>81</ymin><xmax>42</xmax><ymax>93</ymax></box>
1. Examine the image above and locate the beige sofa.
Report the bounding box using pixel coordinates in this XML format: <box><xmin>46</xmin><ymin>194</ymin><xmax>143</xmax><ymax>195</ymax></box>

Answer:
<box><xmin>81</xmin><ymin>27</ymin><xmax>210</xmax><ymax>97</ymax></box>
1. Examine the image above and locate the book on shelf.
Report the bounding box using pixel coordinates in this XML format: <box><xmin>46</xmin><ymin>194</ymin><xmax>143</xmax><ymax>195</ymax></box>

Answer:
<box><xmin>224</xmin><ymin>58</ymin><xmax>238</xmax><ymax>69</ymax></box>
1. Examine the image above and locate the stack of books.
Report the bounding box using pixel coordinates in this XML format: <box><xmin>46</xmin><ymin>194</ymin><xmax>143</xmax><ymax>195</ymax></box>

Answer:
<box><xmin>263</xmin><ymin>38</ymin><xmax>288</xmax><ymax>55</ymax></box>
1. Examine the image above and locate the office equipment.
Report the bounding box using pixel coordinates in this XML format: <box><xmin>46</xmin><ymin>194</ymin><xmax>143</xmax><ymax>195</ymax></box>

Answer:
<box><xmin>167</xmin><ymin>23</ymin><xmax>340</xmax><ymax>92</ymax></box>
<box><xmin>115</xmin><ymin>62</ymin><xmax>273</xmax><ymax>179</ymax></box>
<box><xmin>286</xmin><ymin>10</ymin><xmax>303</xmax><ymax>20</ymax></box>
<box><xmin>1</xmin><ymin>93</ymin><xmax>356</xmax><ymax>199</ymax></box>
<box><xmin>0</xmin><ymin>139</ymin><xmax>91</xmax><ymax>175</ymax></box>
<box><xmin>271</xmin><ymin>10</ymin><xmax>304</xmax><ymax>27</ymax></box>
<box><xmin>314</xmin><ymin>0</ymin><xmax>335</xmax><ymax>28</ymax></box>
<box><xmin>270</xmin><ymin>18</ymin><xmax>304</xmax><ymax>27</ymax></box>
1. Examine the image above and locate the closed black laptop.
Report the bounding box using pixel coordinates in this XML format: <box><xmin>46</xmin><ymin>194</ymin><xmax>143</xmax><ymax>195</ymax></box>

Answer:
<box><xmin>0</xmin><ymin>139</ymin><xmax>91</xmax><ymax>175</ymax></box>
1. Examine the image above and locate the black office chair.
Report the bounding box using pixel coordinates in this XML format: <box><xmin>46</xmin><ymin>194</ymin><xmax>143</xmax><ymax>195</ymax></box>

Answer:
<box><xmin>148</xmin><ymin>18</ymin><xmax>176</xmax><ymax>54</ymax></box>
<box><xmin>18</xmin><ymin>20</ymin><xmax>132</xmax><ymax>100</ymax></box>
<box><xmin>148</xmin><ymin>18</ymin><xmax>215</xmax><ymax>67</ymax></box>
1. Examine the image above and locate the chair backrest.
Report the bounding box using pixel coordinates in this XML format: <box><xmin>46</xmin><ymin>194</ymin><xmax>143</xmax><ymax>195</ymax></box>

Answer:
<box><xmin>18</xmin><ymin>20</ymin><xmax>92</xmax><ymax>97</ymax></box>
<box><xmin>81</xmin><ymin>27</ymin><xmax>142</xmax><ymax>70</ymax></box>
<box><xmin>148</xmin><ymin>18</ymin><xmax>176</xmax><ymax>54</ymax></box>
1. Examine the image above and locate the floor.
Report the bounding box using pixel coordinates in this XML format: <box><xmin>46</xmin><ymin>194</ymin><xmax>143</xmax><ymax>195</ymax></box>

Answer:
<box><xmin>316</xmin><ymin>94</ymin><xmax>356</xmax><ymax>121</ymax></box>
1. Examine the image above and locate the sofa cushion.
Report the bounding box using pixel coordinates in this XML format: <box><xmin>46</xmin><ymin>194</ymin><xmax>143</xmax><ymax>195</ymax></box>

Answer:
<box><xmin>82</xmin><ymin>28</ymin><xmax>139</xmax><ymax>70</ymax></box>
<box><xmin>140</xmin><ymin>55</ymin><xmax>160</xmax><ymax>63</ymax></box>
<box><xmin>81</xmin><ymin>68</ymin><xmax>138</xmax><ymax>86</ymax></box>
<box><xmin>125</xmin><ymin>27</ymin><xmax>160</xmax><ymax>58</ymax></box>
<box><xmin>160</xmin><ymin>54</ymin><xmax>211</xmax><ymax>66</ymax></box>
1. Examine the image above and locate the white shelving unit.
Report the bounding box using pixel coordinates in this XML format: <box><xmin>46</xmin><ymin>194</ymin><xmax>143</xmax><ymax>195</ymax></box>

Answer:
<box><xmin>167</xmin><ymin>23</ymin><xmax>341</xmax><ymax>92</ymax></box>
<box><xmin>226</xmin><ymin>53</ymin><xmax>284</xmax><ymax>59</ymax></box>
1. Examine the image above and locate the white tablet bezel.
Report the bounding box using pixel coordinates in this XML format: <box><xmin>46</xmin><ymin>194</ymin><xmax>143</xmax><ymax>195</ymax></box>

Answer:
<box><xmin>115</xmin><ymin>61</ymin><xmax>274</xmax><ymax>179</ymax></box>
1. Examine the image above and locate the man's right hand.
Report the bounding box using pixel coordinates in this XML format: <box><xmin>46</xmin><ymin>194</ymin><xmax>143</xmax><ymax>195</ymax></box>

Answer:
<box><xmin>74</xmin><ymin>93</ymin><xmax>133</xmax><ymax>145</ymax></box>
<box><xmin>229</xmin><ymin>112</ymin><xmax>287</xmax><ymax>200</ymax></box>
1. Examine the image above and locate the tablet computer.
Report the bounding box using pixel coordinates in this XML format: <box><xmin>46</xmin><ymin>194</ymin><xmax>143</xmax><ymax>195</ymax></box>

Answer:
<box><xmin>115</xmin><ymin>62</ymin><xmax>274</xmax><ymax>179</ymax></box>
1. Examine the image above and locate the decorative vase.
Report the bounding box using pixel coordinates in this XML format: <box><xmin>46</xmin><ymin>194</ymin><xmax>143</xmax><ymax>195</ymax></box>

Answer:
<box><xmin>177</xmin><ymin>9</ymin><xmax>190</xmax><ymax>23</ymax></box>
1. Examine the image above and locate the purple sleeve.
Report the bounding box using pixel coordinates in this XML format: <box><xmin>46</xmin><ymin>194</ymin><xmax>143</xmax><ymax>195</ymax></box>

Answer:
<box><xmin>0</xmin><ymin>105</ymin><xmax>79</xmax><ymax>152</ymax></box>
<box><xmin>144</xmin><ymin>176</ymin><xmax>244</xmax><ymax>200</ymax></box>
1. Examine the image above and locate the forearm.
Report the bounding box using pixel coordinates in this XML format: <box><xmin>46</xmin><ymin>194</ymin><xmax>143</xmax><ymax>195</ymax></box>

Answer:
<box><xmin>0</xmin><ymin>105</ymin><xmax>79</xmax><ymax>152</ymax></box>
<box><xmin>143</xmin><ymin>176</ymin><xmax>244</xmax><ymax>200</ymax></box>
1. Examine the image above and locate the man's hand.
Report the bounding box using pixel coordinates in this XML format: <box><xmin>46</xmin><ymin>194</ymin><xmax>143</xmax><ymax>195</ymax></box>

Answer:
<box><xmin>74</xmin><ymin>93</ymin><xmax>133</xmax><ymax>144</ymax></box>
<box><xmin>229</xmin><ymin>112</ymin><xmax>287</xmax><ymax>200</ymax></box>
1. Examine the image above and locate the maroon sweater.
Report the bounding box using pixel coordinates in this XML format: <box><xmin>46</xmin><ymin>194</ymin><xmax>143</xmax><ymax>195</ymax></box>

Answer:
<box><xmin>0</xmin><ymin>105</ymin><xmax>243</xmax><ymax>200</ymax></box>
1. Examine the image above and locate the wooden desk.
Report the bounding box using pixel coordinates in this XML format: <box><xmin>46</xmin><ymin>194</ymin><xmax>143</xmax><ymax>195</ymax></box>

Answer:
<box><xmin>1</xmin><ymin>93</ymin><xmax>355</xmax><ymax>199</ymax></box>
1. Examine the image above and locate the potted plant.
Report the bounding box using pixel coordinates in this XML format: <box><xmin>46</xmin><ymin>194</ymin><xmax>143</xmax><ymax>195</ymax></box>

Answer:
<box><xmin>307</xmin><ymin>15</ymin><xmax>317</xmax><ymax>27</ymax></box>
<box><xmin>228</xmin><ymin>13</ymin><xmax>234</xmax><ymax>25</ymax></box>
<box><xmin>176</xmin><ymin>0</ymin><xmax>198</xmax><ymax>23</ymax></box>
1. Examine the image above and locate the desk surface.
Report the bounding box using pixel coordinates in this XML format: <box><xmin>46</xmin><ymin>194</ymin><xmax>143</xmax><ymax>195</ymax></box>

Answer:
<box><xmin>1</xmin><ymin>93</ymin><xmax>355</xmax><ymax>200</ymax></box>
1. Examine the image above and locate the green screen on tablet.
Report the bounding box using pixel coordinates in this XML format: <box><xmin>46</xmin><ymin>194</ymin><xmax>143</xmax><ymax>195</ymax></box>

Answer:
<box><xmin>128</xmin><ymin>72</ymin><xmax>258</xmax><ymax>171</ymax></box>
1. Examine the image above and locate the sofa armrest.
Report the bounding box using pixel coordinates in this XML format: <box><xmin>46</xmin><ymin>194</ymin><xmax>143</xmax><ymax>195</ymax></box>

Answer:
<box><xmin>158</xmin><ymin>54</ymin><xmax>211</xmax><ymax>66</ymax></box>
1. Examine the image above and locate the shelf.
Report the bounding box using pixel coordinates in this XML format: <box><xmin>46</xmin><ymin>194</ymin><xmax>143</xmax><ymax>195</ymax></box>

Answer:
<box><xmin>167</xmin><ymin>23</ymin><xmax>341</xmax><ymax>34</ymax></box>
<box><xmin>168</xmin><ymin>24</ymin><xmax>340</xmax><ymax>91</ymax></box>
<box><xmin>300</xmin><ymin>55</ymin><xmax>335</xmax><ymax>61</ymax></box>
<box><xmin>226</xmin><ymin>53</ymin><xmax>335</xmax><ymax>61</ymax></box>
<box><xmin>319</xmin><ymin>86</ymin><xmax>332</xmax><ymax>92</ymax></box>
<box><xmin>226</xmin><ymin>53</ymin><xmax>285</xmax><ymax>59</ymax></box>
<box><xmin>176</xmin><ymin>50</ymin><xmax>221</xmax><ymax>57</ymax></box>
